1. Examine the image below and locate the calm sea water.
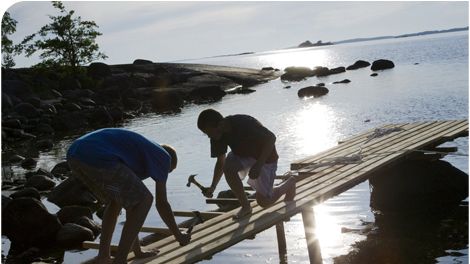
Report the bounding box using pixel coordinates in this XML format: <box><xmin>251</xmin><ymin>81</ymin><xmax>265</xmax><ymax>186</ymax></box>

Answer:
<box><xmin>2</xmin><ymin>32</ymin><xmax>468</xmax><ymax>263</ymax></box>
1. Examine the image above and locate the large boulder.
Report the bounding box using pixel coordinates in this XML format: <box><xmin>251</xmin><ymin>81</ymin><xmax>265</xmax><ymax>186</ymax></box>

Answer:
<box><xmin>370</xmin><ymin>160</ymin><xmax>468</xmax><ymax>212</ymax></box>
<box><xmin>298</xmin><ymin>86</ymin><xmax>329</xmax><ymax>98</ymax></box>
<box><xmin>47</xmin><ymin>176</ymin><xmax>98</xmax><ymax>208</ymax></box>
<box><xmin>346</xmin><ymin>60</ymin><xmax>371</xmax><ymax>70</ymax></box>
<box><xmin>371</xmin><ymin>59</ymin><xmax>395</xmax><ymax>71</ymax></box>
<box><xmin>2</xmin><ymin>197</ymin><xmax>62</xmax><ymax>250</ymax></box>
<box><xmin>57</xmin><ymin>205</ymin><xmax>93</xmax><ymax>224</ymax></box>
<box><xmin>10</xmin><ymin>187</ymin><xmax>41</xmax><ymax>200</ymax></box>
<box><xmin>56</xmin><ymin>223</ymin><xmax>94</xmax><ymax>249</ymax></box>
<box><xmin>74</xmin><ymin>216</ymin><xmax>101</xmax><ymax>237</ymax></box>
<box><xmin>25</xmin><ymin>175</ymin><xmax>56</xmax><ymax>191</ymax></box>
<box><xmin>312</xmin><ymin>66</ymin><xmax>331</xmax><ymax>77</ymax></box>
<box><xmin>281</xmin><ymin>66</ymin><xmax>314</xmax><ymax>82</ymax></box>
<box><xmin>51</xmin><ymin>161</ymin><xmax>70</xmax><ymax>178</ymax></box>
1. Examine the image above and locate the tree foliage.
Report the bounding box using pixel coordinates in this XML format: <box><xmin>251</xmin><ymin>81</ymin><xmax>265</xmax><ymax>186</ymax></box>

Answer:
<box><xmin>2</xmin><ymin>11</ymin><xmax>18</xmax><ymax>68</ymax></box>
<box><xmin>21</xmin><ymin>1</ymin><xmax>107</xmax><ymax>69</ymax></box>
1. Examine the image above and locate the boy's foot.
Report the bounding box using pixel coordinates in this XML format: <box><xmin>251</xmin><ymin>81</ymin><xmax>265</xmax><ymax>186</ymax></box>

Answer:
<box><xmin>233</xmin><ymin>206</ymin><xmax>252</xmax><ymax>220</ymax></box>
<box><xmin>135</xmin><ymin>249</ymin><xmax>159</xmax><ymax>259</ymax></box>
<box><xmin>284</xmin><ymin>177</ymin><xmax>296</xmax><ymax>202</ymax></box>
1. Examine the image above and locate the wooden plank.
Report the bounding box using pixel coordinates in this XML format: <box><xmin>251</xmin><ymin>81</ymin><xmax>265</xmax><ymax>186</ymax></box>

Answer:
<box><xmin>126</xmin><ymin>120</ymin><xmax>468</xmax><ymax>263</ymax></box>
<box><xmin>173</xmin><ymin>211</ymin><xmax>223</xmax><ymax>218</ymax></box>
<box><xmin>291</xmin><ymin>123</ymin><xmax>409</xmax><ymax>169</ymax></box>
<box><xmin>297</xmin><ymin>120</ymin><xmax>439</xmax><ymax>176</ymax></box>
<box><xmin>292</xmin><ymin>120</ymin><xmax>435</xmax><ymax>171</ymax></box>
<box><xmin>140</xmin><ymin>226</ymin><xmax>185</xmax><ymax>234</ymax></box>
<box><xmin>206</xmin><ymin>198</ymin><xmax>255</xmax><ymax>204</ymax></box>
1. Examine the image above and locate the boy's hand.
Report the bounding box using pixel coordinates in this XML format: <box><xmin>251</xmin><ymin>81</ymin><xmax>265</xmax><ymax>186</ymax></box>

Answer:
<box><xmin>249</xmin><ymin>163</ymin><xmax>262</xmax><ymax>179</ymax></box>
<box><xmin>202</xmin><ymin>186</ymin><xmax>214</xmax><ymax>198</ymax></box>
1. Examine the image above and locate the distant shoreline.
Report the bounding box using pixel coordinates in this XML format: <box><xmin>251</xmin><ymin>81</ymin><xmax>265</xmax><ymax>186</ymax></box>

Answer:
<box><xmin>178</xmin><ymin>26</ymin><xmax>468</xmax><ymax>62</ymax></box>
<box><xmin>333</xmin><ymin>26</ymin><xmax>468</xmax><ymax>45</ymax></box>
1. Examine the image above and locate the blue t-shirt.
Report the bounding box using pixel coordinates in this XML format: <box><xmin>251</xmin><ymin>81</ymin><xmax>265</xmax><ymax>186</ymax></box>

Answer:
<box><xmin>67</xmin><ymin>128</ymin><xmax>170</xmax><ymax>182</ymax></box>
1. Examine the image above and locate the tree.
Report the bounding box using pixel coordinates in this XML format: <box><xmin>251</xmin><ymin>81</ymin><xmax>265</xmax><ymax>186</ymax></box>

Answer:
<box><xmin>2</xmin><ymin>11</ymin><xmax>18</xmax><ymax>68</ymax></box>
<box><xmin>22</xmin><ymin>1</ymin><xmax>107</xmax><ymax>70</ymax></box>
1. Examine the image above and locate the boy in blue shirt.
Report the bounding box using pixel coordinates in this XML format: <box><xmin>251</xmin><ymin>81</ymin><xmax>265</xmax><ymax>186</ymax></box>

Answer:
<box><xmin>67</xmin><ymin>128</ymin><xmax>190</xmax><ymax>264</ymax></box>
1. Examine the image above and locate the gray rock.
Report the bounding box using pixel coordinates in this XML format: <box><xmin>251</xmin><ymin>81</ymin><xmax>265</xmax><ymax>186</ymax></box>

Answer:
<box><xmin>346</xmin><ymin>60</ymin><xmax>371</xmax><ymax>70</ymax></box>
<box><xmin>74</xmin><ymin>216</ymin><xmax>101</xmax><ymax>237</ymax></box>
<box><xmin>51</xmin><ymin>161</ymin><xmax>70</xmax><ymax>178</ymax></box>
<box><xmin>10</xmin><ymin>187</ymin><xmax>41</xmax><ymax>200</ymax></box>
<box><xmin>47</xmin><ymin>176</ymin><xmax>98</xmax><ymax>208</ymax></box>
<box><xmin>298</xmin><ymin>86</ymin><xmax>329</xmax><ymax>98</ymax></box>
<box><xmin>333</xmin><ymin>79</ymin><xmax>351</xmax><ymax>84</ymax></box>
<box><xmin>56</xmin><ymin>223</ymin><xmax>94</xmax><ymax>249</ymax></box>
<box><xmin>2</xmin><ymin>197</ymin><xmax>62</xmax><ymax>249</ymax></box>
<box><xmin>371</xmin><ymin>59</ymin><xmax>395</xmax><ymax>71</ymax></box>
<box><xmin>281</xmin><ymin>66</ymin><xmax>314</xmax><ymax>82</ymax></box>
<box><xmin>25</xmin><ymin>175</ymin><xmax>56</xmax><ymax>191</ymax></box>
<box><xmin>57</xmin><ymin>205</ymin><xmax>93</xmax><ymax>224</ymax></box>
<box><xmin>21</xmin><ymin>157</ymin><xmax>37</xmax><ymax>169</ymax></box>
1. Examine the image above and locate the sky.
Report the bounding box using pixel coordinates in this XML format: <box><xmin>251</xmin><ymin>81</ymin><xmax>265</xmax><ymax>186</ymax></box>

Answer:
<box><xmin>2</xmin><ymin>1</ymin><xmax>469</xmax><ymax>68</ymax></box>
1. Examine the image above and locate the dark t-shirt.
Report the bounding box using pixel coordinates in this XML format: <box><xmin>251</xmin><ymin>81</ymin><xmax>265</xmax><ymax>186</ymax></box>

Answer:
<box><xmin>210</xmin><ymin>115</ymin><xmax>279</xmax><ymax>163</ymax></box>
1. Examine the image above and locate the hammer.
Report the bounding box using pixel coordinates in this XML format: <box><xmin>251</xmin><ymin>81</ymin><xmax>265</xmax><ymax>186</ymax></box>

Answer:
<box><xmin>186</xmin><ymin>174</ymin><xmax>212</xmax><ymax>197</ymax></box>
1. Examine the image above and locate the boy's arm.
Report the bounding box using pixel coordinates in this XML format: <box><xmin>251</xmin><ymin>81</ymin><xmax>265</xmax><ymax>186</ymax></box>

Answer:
<box><xmin>203</xmin><ymin>154</ymin><xmax>225</xmax><ymax>197</ymax></box>
<box><xmin>155</xmin><ymin>181</ymin><xmax>190</xmax><ymax>245</ymax></box>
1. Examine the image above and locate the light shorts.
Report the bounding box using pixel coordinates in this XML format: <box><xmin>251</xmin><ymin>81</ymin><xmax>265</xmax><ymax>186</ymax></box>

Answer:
<box><xmin>226</xmin><ymin>152</ymin><xmax>277</xmax><ymax>199</ymax></box>
<box><xmin>68</xmin><ymin>158</ymin><xmax>151</xmax><ymax>210</ymax></box>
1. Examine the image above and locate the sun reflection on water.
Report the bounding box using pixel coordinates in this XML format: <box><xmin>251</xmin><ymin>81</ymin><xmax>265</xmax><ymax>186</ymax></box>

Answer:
<box><xmin>287</xmin><ymin>102</ymin><xmax>340</xmax><ymax>158</ymax></box>
<box><xmin>257</xmin><ymin>48</ymin><xmax>331</xmax><ymax>69</ymax></box>
<box><xmin>313</xmin><ymin>204</ymin><xmax>347</xmax><ymax>260</ymax></box>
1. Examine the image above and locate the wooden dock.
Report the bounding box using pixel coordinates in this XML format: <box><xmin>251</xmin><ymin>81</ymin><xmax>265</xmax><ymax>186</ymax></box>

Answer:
<box><xmin>82</xmin><ymin>119</ymin><xmax>468</xmax><ymax>263</ymax></box>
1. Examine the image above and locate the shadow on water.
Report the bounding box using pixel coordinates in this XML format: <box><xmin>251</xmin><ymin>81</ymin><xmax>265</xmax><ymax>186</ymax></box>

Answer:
<box><xmin>333</xmin><ymin>203</ymin><xmax>468</xmax><ymax>264</ymax></box>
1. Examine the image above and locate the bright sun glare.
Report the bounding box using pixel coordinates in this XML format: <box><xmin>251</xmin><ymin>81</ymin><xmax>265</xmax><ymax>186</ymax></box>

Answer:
<box><xmin>259</xmin><ymin>48</ymin><xmax>331</xmax><ymax>69</ymax></box>
<box><xmin>289</xmin><ymin>102</ymin><xmax>339</xmax><ymax>157</ymax></box>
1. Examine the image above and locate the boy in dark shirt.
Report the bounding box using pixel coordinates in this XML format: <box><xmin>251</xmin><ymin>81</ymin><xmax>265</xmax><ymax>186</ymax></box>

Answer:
<box><xmin>197</xmin><ymin>109</ymin><xmax>296</xmax><ymax>219</ymax></box>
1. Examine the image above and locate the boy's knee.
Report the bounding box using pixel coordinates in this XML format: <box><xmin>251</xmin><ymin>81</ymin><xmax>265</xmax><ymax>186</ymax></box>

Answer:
<box><xmin>223</xmin><ymin>155</ymin><xmax>240</xmax><ymax>175</ymax></box>
<box><xmin>256</xmin><ymin>192</ymin><xmax>274</xmax><ymax>208</ymax></box>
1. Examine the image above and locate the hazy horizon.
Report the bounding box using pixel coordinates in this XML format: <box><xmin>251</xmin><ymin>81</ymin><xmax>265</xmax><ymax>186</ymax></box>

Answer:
<box><xmin>2</xmin><ymin>1</ymin><xmax>468</xmax><ymax>68</ymax></box>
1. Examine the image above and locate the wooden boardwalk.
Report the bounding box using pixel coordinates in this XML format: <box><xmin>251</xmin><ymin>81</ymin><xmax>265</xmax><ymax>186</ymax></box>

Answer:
<box><xmin>83</xmin><ymin>119</ymin><xmax>468</xmax><ymax>263</ymax></box>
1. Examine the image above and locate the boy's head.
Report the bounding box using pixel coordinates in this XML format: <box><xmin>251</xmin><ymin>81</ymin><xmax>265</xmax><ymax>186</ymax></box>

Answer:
<box><xmin>161</xmin><ymin>144</ymin><xmax>177</xmax><ymax>172</ymax></box>
<box><xmin>197</xmin><ymin>109</ymin><xmax>224</xmax><ymax>140</ymax></box>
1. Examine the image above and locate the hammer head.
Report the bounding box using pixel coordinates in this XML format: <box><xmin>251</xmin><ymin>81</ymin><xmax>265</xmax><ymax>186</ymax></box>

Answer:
<box><xmin>186</xmin><ymin>174</ymin><xmax>197</xmax><ymax>187</ymax></box>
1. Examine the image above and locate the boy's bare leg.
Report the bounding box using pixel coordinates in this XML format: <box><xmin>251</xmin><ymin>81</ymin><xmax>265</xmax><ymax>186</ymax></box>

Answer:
<box><xmin>224</xmin><ymin>164</ymin><xmax>252</xmax><ymax>219</ymax></box>
<box><xmin>113</xmin><ymin>193</ymin><xmax>153</xmax><ymax>264</ymax></box>
<box><xmin>257</xmin><ymin>177</ymin><xmax>296</xmax><ymax>207</ymax></box>
<box><xmin>97</xmin><ymin>200</ymin><xmax>121</xmax><ymax>264</ymax></box>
